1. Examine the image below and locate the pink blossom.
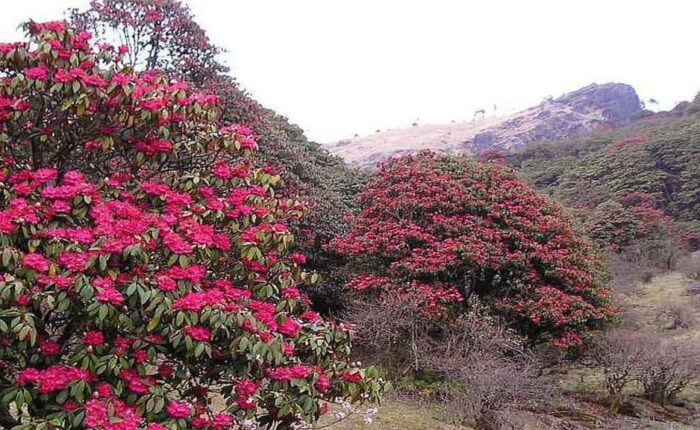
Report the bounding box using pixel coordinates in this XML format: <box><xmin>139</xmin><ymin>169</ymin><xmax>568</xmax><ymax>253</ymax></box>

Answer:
<box><xmin>166</xmin><ymin>401</ymin><xmax>192</xmax><ymax>419</ymax></box>
<box><xmin>25</xmin><ymin>66</ymin><xmax>48</xmax><ymax>80</ymax></box>
<box><xmin>83</xmin><ymin>331</ymin><xmax>105</xmax><ymax>347</ymax></box>
<box><xmin>23</xmin><ymin>253</ymin><xmax>50</xmax><ymax>272</ymax></box>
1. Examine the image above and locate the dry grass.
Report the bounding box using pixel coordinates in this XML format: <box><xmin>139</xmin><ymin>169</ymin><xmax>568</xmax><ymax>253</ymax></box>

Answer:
<box><xmin>617</xmin><ymin>272</ymin><xmax>700</xmax><ymax>339</ymax></box>
<box><xmin>316</xmin><ymin>400</ymin><xmax>470</xmax><ymax>430</ymax></box>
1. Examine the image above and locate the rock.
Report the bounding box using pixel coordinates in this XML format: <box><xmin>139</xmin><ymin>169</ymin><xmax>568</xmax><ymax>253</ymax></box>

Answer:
<box><xmin>686</xmin><ymin>282</ymin><xmax>700</xmax><ymax>295</ymax></box>
<box><xmin>554</xmin><ymin>83</ymin><xmax>642</xmax><ymax>127</ymax></box>
<box><xmin>472</xmin><ymin>131</ymin><xmax>498</xmax><ymax>151</ymax></box>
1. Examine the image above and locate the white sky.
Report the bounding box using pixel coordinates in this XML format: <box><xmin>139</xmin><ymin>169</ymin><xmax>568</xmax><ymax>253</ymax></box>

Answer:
<box><xmin>2</xmin><ymin>1</ymin><xmax>699</xmax><ymax>142</ymax></box>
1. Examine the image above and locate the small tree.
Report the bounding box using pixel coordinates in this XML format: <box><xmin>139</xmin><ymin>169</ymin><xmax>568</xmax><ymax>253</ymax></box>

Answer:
<box><xmin>591</xmin><ymin>330</ymin><xmax>650</xmax><ymax>412</ymax></box>
<box><xmin>71</xmin><ymin>0</ymin><xmax>225</xmax><ymax>83</ymax></box>
<box><xmin>0</xmin><ymin>23</ymin><xmax>386</xmax><ymax>429</ymax></box>
<box><xmin>332</xmin><ymin>151</ymin><xmax>616</xmax><ymax>347</ymax></box>
<box><xmin>633</xmin><ymin>337</ymin><xmax>700</xmax><ymax>404</ymax></box>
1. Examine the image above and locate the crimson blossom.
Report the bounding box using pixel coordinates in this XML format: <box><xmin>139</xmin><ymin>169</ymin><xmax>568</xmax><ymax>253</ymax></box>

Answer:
<box><xmin>332</xmin><ymin>151</ymin><xmax>616</xmax><ymax>348</ymax></box>
<box><xmin>0</xmin><ymin>22</ymin><xmax>386</xmax><ymax>430</ymax></box>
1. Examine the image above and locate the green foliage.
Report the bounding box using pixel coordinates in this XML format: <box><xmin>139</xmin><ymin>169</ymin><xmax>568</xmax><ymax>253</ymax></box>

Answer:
<box><xmin>510</xmin><ymin>114</ymin><xmax>700</xmax><ymax>246</ymax></box>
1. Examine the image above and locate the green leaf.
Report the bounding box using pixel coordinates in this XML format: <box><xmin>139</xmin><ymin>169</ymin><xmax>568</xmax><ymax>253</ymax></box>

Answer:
<box><xmin>146</xmin><ymin>314</ymin><xmax>160</xmax><ymax>332</ymax></box>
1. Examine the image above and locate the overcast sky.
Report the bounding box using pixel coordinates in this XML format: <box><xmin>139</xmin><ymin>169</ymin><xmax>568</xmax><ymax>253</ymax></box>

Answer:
<box><xmin>2</xmin><ymin>1</ymin><xmax>699</xmax><ymax>142</ymax></box>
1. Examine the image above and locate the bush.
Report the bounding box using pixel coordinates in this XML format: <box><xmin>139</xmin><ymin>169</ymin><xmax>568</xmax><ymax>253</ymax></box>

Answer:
<box><xmin>678</xmin><ymin>252</ymin><xmax>700</xmax><ymax>280</ymax></box>
<box><xmin>634</xmin><ymin>337</ymin><xmax>700</xmax><ymax>404</ymax></box>
<box><xmin>592</xmin><ymin>330</ymin><xmax>700</xmax><ymax>407</ymax></box>
<box><xmin>332</xmin><ymin>151</ymin><xmax>615</xmax><ymax>348</ymax></box>
<box><xmin>591</xmin><ymin>329</ymin><xmax>651</xmax><ymax>412</ymax></box>
<box><xmin>655</xmin><ymin>304</ymin><xmax>696</xmax><ymax>330</ymax></box>
<box><xmin>443</xmin><ymin>357</ymin><xmax>554</xmax><ymax>429</ymax></box>
<box><xmin>345</xmin><ymin>294</ymin><xmax>552</xmax><ymax>428</ymax></box>
<box><xmin>0</xmin><ymin>23</ymin><xmax>386</xmax><ymax>429</ymax></box>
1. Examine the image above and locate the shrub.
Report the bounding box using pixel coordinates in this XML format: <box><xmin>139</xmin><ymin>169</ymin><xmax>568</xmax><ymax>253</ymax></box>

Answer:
<box><xmin>583</xmin><ymin>196</ymin><xmax>668</xmax><ymax>251</ymax></box>
<box><xmin>655</xmin><ymin>304</ymin><xmax>696</xmax><ymax>330</ymax></box>
<box><xmin>633</xmin><ymin>337</ymin><xmax>700</xmax><ymax>404</ymax></box>
<box><xmin>342</xmin><ymin>296</ymin><xmax>426</xmax><ymax>374</ymax></box>
<box><xmin>591</xmin><ymin>329</ymin><xmax>651</xmax><ymax>412</ymax></box>
<box><xmin>332</xmin><ymin>151</ymin><xmax>616</xmax><ymax>347</ymax></box>
<box><xmin>443</xmin><ymin>357</ymin><xmax>553</xmax><ymax>429</ymax></box>
<box><xmin>677</xmin><ymin>252</ymin><xmax>700</xmax><ymax>280</ymax></box>
<box><xmin>594</xmin><ymin>330</ymin><xmax>700</xmax><ymax>406</ymax></box>
<box><xmin>0</xmin><ymin>23</ymin><xmax>386</xmax><ymax>429</ymax></box>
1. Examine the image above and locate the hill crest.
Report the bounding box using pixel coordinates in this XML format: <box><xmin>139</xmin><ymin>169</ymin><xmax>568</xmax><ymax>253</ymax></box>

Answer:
<box><xmin>325</xmin><ymin>82</ymin><xmax>642</xmax><ymax>169</ymax></box>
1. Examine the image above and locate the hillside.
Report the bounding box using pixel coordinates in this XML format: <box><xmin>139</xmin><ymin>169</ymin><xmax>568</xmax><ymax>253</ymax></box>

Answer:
<box><xmin>509</xmin><ymin>107</ymin><xmax>700</xmax><ymax>237</ymax></box>
<box><xmin>326</xmin><ymin>83</ymin><xmax>642</xmax><ymax>169</ymax></box>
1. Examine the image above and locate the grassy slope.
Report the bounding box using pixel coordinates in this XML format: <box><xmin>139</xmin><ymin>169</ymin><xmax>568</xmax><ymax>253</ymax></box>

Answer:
<box><xmin>560</xmin><ymin>271</ymin><xmax>700</xmax><ymax>429</ymax></box>
<box><xmin>317</xmin><ymin>401</ymin><xmax>469</xmax><ymax>430</ymax></box>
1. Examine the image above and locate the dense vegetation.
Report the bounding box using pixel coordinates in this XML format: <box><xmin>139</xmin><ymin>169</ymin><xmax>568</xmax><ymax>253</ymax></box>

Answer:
<box><xmin>70</xmin><ymin>0</ymin><xmax>363</xmax><ymax>311</ymax></box>
<box><xmin>0</xmin><ymin>1</ymin><xmax>698</xmax><ymax>429</ymax></box>
<box><xmin>0</xmin><ymin>21</ymin><xmax>386</xmax><ymax>430</ymax></box>
<box><xmin>509</xmin><ymin>112</ymin><xmax>700</xmax><ymax>249</ymax></box>
<box><xmin>332</xmin><ymin>152</ymin><xmax>615</xmax><ymax>348</ymax></box>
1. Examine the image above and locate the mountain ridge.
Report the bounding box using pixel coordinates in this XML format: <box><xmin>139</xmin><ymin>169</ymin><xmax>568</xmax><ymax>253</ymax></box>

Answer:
<box><xmin>325</xmin><ymin>82</ymin><xmax>642</xmax><ymax>169</ymax></box>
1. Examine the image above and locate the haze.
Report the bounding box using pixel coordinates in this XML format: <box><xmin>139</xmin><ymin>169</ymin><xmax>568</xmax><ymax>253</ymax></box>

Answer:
<box><xmin>2</xmin><ymin>0</ymin><xmax>699</xmax><ymax>142</ymax></box>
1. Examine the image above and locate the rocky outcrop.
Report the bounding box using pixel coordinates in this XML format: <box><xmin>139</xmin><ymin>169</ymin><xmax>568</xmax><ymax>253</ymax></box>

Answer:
<box><xmin>554</xmin><ymin>83</ymin><xmax>641</xmax><ymax>126</ymax></box>
<box><xmin>325</xmin><ymin>83</ymin><xmax>643</xmax><ymax>169</ymax></box>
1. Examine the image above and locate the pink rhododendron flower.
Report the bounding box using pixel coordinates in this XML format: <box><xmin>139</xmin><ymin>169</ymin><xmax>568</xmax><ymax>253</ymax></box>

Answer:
<box><xmin>166</xmin><ymin>401</ymin><xmax>192</xmax><ymax>419</ymax></box>
<box><xmin>23</xmin><ymin>253</ymin><xmax>50</xmax><ymax>272</ymax></box>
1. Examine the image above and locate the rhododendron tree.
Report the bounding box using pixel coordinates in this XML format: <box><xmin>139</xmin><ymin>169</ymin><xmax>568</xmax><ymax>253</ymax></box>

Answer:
<box><xmin>332</xmin><ymin>152</ymin><xmax>616</xmax><ymax>348</ymax></box>
<box><xmin>583</xmin><ymin>192</ymin><xmax>675</xmax><ymax>251</ymax></box>
<box><xmin>71</xmin><ymin>0</ymin><xmax>225</xmax><ymax>84</ymax></box>
<box><xmin>70</xmin><ymin>1</ymin><xmax>367</xmax><ymax>314</ymax></box>
<box><xmin>0</xmin><ymin>23</ymin><xmax>386</xmax><ymax>430</ymax></box>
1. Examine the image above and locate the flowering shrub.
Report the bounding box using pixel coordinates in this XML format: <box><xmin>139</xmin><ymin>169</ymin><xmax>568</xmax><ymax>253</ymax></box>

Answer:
<box><xmin>332</xmin><ymin>152</ymin><xmax>616</xmax><ymax>347</ymax></box>
<box><xmin>0</xmin><ymin>23</ymin><xmax>386</xmax><ymax>429</ymax></box>
<box><xmin>72</xmin><ymin>0</ymin><xmax>225</xmax><ymax>83</ymax></box>
<box><xmin>583</xmin><ymin>193</ymin><xmax>673</xmax><ymax>251</ymax></box>
<box><xmin>71</xmin><ymin>1</ymin><xmax>367</xmax><ymax>315</ymax></box>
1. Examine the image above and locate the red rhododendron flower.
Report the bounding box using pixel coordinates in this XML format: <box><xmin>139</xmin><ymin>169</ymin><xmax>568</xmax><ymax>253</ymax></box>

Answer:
<box><xmin>277</xmin><ymin>317</ymin><xmax>302</xmax><ymax>338</ymax></box>
<box><xmin>183</xmin><ymin>325</ymin><xmax>211</xmax><ymax>341</ymax></box>
<box><xmin>25</xmin><ymin>66</ymin><xmax>48</xmax><ymax>80</ymax></box>
<box><xmin>342</xmin><ymin>371</ymin><xmax>363</xmax><ymax>383</ymax></box>
<box><xmin>39</xmin><ymin>339</ymin><xmax>61</xmax><ymax>356</ymax></box>
<box><xmin>22</xmin><ymin>253</ymin><xmax>50</xmax><ymax>272</ymax></box>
